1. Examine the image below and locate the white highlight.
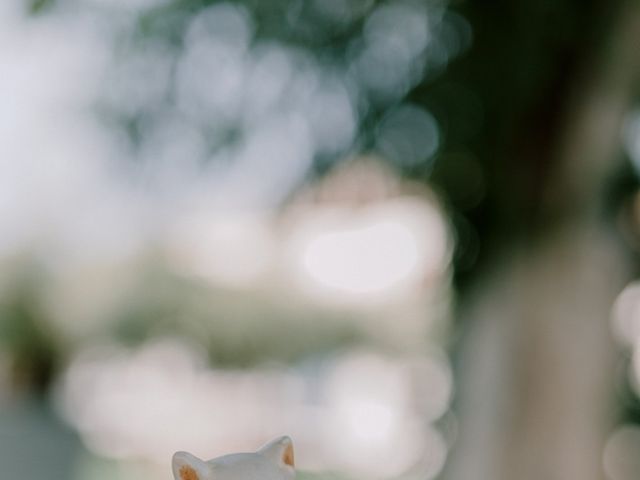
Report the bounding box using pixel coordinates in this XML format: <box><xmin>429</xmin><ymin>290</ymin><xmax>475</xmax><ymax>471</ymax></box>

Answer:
<box><xmin>56</xmin><ymin>343</ymin><xmax>449</xmax><ymax>479</ymax></box>
<box><xmin>288</xmin><ymin>198</ymin><xmax>449</xmax><ymax>304</ymax></box>
<box><xmin>301</xmin><ymin>220</ymin><xmax>419</xmax><ymax>294</ymax></box>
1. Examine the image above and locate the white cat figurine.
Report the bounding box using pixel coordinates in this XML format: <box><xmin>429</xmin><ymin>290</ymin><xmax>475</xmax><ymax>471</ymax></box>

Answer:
<box><xmin>172</xmin><ymin>436</ymin><xmax>295</xmax><ymax>480</ymax></box>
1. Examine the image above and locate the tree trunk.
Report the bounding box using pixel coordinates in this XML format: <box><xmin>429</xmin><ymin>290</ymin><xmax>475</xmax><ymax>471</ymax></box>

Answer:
<box><xmin>445</xmin><ymin>2</ymin><xmax>640</xmax><ymax>479</ymax></box>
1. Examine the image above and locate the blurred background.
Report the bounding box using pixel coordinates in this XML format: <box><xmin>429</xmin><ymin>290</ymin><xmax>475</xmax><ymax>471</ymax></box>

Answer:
<box><xmin>2</xmin><ymin>0</ymin><xmax>640</xmax><ymax>479</ymax></box>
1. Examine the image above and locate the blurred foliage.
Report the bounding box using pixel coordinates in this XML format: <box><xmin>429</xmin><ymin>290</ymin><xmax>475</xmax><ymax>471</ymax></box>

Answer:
<box><xmin>108</xmin><ymin>270</ymin><xmax>364</xmax><ymax>367</ymax></box>
<box><xmin>105</xmin><ymin>0</ymin><xmax>639</xmax><ymax>286</ymax></box>
<box><xmin>7</xmin><ymin>0</ymin><xmax>640</xmax><ymax>440</ymax></box>
<box><xmin>27</xmin><ymin>0</ymin><xmax>640</xmax><ymax>275</ymax></box>
<box><xmin>425</xmin><ymin>0</ymin><xmax>635</xmax><ymax>286</ymax></box>
<box><xmin>2</xmin><ymin>0</ymin><xmax>636</xmax><ymax>383</ymax></box>
<box><xmin>2</xmin><ymin>3</ymin><xmax>640</xmax><ymax>480</ymax></box>
<box><xmin>0</xmin><ymin>271</ymin><xmax>61</xmax><ymax>394</ymax></box>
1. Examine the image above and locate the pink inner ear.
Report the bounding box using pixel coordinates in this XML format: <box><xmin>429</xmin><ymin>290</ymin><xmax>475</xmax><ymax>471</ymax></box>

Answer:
<box><xmin>282</xmin><ymin>443</ymin><xmax>295</xmax><ymax>467</ymax></box>
<box><xmin>180</xmin><ymin>465</ymin><xmax>200</xmax><ymax>480</ymax></box>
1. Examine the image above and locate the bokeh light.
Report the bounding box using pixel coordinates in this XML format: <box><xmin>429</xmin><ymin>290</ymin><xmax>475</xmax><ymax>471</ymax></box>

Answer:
<box><xmin>55</xmin><ymin>340</ymin><xmax>451</xmax><ymax>480</ymax></box>
<box><xmin>0</xmin><ymin>2</ymin><xmax>462</xmax><ymax>480</ymax></box>
<box><xmin>5</xmin><ymin>0</ymin><xmax>640</xmax><ymax>479</ymax></box>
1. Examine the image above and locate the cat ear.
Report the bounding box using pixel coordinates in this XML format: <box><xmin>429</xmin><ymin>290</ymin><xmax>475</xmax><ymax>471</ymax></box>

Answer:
<box><xmin>172</xmin><ymin>451</ymin><xmax>212</xmax><ymax>480</ymax></box>
<box><xmin>258</xmin><ymin>436</ymin><xmax>295</xmax><ymax>468</ymax></box>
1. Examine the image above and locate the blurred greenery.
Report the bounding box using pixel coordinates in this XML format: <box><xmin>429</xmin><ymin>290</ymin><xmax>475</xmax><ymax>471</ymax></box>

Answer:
<box><xmin>4</xmin><ymin>0</ymin><xmax>640</xmax><ymax>479</ymax></box>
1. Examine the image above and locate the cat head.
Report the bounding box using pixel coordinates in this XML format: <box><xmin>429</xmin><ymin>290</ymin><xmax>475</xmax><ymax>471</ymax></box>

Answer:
<box><xmin>172</xmin><ymin>436</ymin><xmax>295</xmax><ymax>480</ymax></box>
